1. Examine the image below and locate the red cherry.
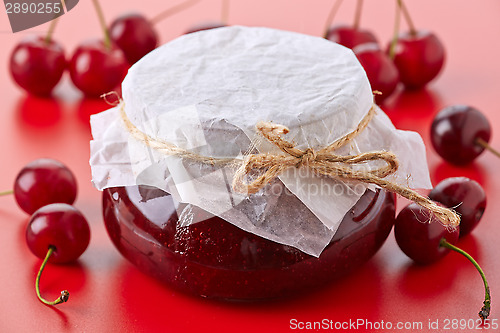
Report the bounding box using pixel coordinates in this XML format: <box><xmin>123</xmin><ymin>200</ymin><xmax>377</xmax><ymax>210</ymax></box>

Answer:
<box><xmin>185</xmin><ymin>21</ymin><xmax>226</xmax><ymax>34</ymax></box>
<box><xmin>69</xmin><ymin>39</ymin><xmax>129</xmax><ymax>97</ymax></box>
<box><xmin>429</xmin><ymin>177</ymin><xmax>486</xmax><ymax>238</ymax></box>
<box><xmin>14</xmin><ymin>158</ymin><xmax>77</xmax><ymax>215</ymax></box>
<box><xmin>26</xmin><ymin>203</ymin><xmax>90</xmax><ymax>264</ymax></box>
<box><xmin>395</xmin><ymin>202</ymin><xmax>491</xmax><ymax>320</ymax></box>
<box><xmin>353</xmin><ymin>43</ymin><xmax>399</xmax><ymax>103</ymax></box>
<box><xmin>9</xmin><ymin>36</ymin><xmax>66</xmax><ymax>96</ymax></box>
<box><xmin>109</xmin><ymin>13</ymin><xmax>158</xmax><ymax>64</ymax></box>
<box><xmin>395</xmin><ymin>202</ymin><xmax>459</xmax><ymax>265</ymax></box>
<box><xmin>325</xmin><ymin>25</ymin><xmax>378</xmax><ymax>49</ymax></box>
<box><xmin>389</xmin><ymin>30</ymin><xmax>445</xmax><ymax>89</ymax></box>
<box><xmin>430</xmin><ymin>105</ymin><xmax>491</xmax><ymax>165</ymax></box>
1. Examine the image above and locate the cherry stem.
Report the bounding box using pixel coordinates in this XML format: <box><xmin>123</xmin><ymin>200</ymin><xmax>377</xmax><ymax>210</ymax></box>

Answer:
<box><xmin>35</xmin><ymin>246</ymin><xmax>69</xmax><ymax>306</ymax></box>
<box><xmin>397</xmin><ymin>0</ymin><xmax>417</xmax><ymax>35</ymax></box>
<box><xmin>0</xmin><ymin>189</ymin><xmax>14</xmax><ymax>196</ymax></box>
<box><xmin>353</xmin><ymin>0</ymin><xmax>363</xmax><ymax>29</ymax></box>
<box><xmin>221</xmin><ymin>0</ymin><xmax>229</xmax><ymax>24</ymax></box>
<box><xmin>150</xmin><ymin>0</ymin><xmax>202</xmax><ymax>25</ymax></box>
<box><xmin>91</xmin><ymin>0</ymin><xmax>111</xmax><ymax>50</ymax></box>
<box><xmin>440</xmin><ymin>238</ymin><xmax>491</xmax><ymax>320</ymax></box>
<box><xmin>476</xmin><ymin>138</ymin><xmax>500</xmax><ymax>158</ymax></box>
<box><xmin>44</xmin><ymin>16</ymin><xmax>59</xmax><ymax>45</ymax></box>
<box><xmin>322</xmin><ymin>0</ymin><xmax>344</xmax><ymax>38</ymax></box>
<box><xmin>388</xmin><ymin>0</ymin><xmax>401</xmax><ymax>60</ymax></box>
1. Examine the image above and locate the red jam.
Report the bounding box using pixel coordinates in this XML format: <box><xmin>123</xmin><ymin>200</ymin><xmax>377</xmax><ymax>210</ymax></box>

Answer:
<box><xmin>102</xmin><ymin>186</ymin><xmax>395</xmax><ymax>300</ymax></box>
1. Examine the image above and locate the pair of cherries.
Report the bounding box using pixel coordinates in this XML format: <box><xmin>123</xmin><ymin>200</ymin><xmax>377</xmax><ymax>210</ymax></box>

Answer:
<box><xmin>9</xmin><ymin>0</ymin><xmax>208</xmax><ymax>98</ymax></box>
<box><xmin>9</xmin><ymin>3</ymin><xmax>128</xmax><ymax>98</ymax></box>
<box><xmin>395</xmin><ymin>177</ymin><xmax>490</xmax><ymax>320</ymax></box>
<box><xmin>325</xmin><ymin>0</ymin><xmax>444</xmax><ymax>103</ymax></box>
<box><xmin>9</xmin><ymin>158</ymin><xmax>90</xmax><ymax>305</ymax></box>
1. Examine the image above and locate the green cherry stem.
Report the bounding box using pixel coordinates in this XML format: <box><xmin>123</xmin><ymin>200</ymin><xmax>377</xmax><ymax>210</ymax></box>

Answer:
<box><xmin>322</xmin><ymin>0</ymin><xmax>344</xmax><ymax>38</ymax></box>
<box><xmin>150</xmin><ymin>0</ymin><xmax>202</xmax><ymax>25</ymax></box>
<box><xmin>353</xmin><ymin>0</ymin><xmax>363</xmax><ymax>29</ymax></box>
<box><xmin>0</xmin><ymin>189</ymin><xmax>14</xmax><ymax>196</ymax></box>
<box><xmin>397</xmin><ymin>0</ymin><xmax>417</xmax><ymax>36</ymax></box>
<box><xmin>91</xmin><ymin>0</ymin><xmax>111</xmax><ymax>50</ymax></box>
<box><xmin>388</xmin><ymin>0</ymin><xmax>401</xmax><ymax>60</ymax></box>
<box><xmin>35</xmin><ymin>246</ymin><xmax>70</xmax><ymax>306</ymax></box>
<box><xmin>440</xmin><ymin>238</ymin><xmax>491</xmax><ymax>320</ymax></box>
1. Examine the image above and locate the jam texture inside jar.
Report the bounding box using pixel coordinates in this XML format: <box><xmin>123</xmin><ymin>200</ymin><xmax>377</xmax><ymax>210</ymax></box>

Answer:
<box><xmin>103</xmin><ymin>186</ymin><xmax>395</xmax><ymax>300</ymax></box>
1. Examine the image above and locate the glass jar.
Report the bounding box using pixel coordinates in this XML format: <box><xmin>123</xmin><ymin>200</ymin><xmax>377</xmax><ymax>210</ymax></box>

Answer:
<box><xmin>102</xmin><ymin>185</ymin><xmax>395</xmax><ymax>300</ymax></box>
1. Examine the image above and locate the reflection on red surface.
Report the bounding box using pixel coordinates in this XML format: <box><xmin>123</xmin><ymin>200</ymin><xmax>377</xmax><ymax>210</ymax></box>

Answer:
<box><xmin>382</xmin><ymin>88</ymin><xmax>442</xmax><ymax>132</ymax></box>
<box><xmin>16</xmin><ymin>95</ymin><xmax>62</xmax><ymax>127</ymax></box>
<box><xmin>76</xmin><ymin>98</ymin><xmax>113</xmax><ymax>126</ymax></box>
<box><xmin>431</xmin><ymin>161</ymin><xmax>486</xmax><ymax>188</ymax></box>
<box><xmin>117</xmin><ymin>257</ymin><xmax>385</xmax><ymax>332</ymax></box>
<box><xmin>397</xmin><ymin>234</ymin><xmax>480</xmax><ymax>297</ymax></box>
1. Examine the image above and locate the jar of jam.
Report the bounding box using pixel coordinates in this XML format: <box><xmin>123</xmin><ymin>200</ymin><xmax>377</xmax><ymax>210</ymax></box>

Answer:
<box><xmin>91</xmin><ymin>26</ymin><xmax>431</xmax><ymax>300</ymax></box>
<box><xmin>102</xmin><ymin>185</ymin><xmax>395</xmax><ymax>299</ymax></box>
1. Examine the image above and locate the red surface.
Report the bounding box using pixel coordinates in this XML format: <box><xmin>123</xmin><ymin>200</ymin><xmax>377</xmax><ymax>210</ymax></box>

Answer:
<box><xmin>0</xmin><ymin>1</ymin><xmax>499</xmax><ymax>332</ymax></box>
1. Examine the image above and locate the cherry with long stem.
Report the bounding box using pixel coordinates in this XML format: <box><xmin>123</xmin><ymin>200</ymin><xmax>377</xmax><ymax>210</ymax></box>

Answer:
<box><xmin>9</xmin><ymin>12</ymin><xmax>66</xmax><ymax>96</ymax></box>
<box><xmin>69</xmin><ymin>0</ymin><xmax>128</xmax><ymax>97</ymax></box>
<box><xmin>387</xmin><ymin>0</ymin><xmax>445</xmax><ymax>89</ymax></box>
<box><xmin>36</xmin><ymin>246</ymin><xmax>70</xmax><ymax>306</ymax></box>
<box><xmin>440</xmin><ymin>239</ymin><xmax>491</xmax><ymax>320</ymax></box>
<box><xmin>110</xmin><ymin>0</ymin><xmax>201</xmax><ymax>64</ymax></box>
<box><xmin>431</xmin><ymin>105</ymin><xmax>497</xmax><ymax>165</ymax></box>
<box><xmin>27</xmin><ymin>204</ymin><xmax>91</xmax><ymax>306</ymax></box>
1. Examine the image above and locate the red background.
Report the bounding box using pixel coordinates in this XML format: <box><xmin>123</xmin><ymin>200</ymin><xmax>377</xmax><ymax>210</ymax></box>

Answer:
<box><xmin>1</xmin><ymin>1</ymin><xmax>499</xmax><ymax>332</ymax></box>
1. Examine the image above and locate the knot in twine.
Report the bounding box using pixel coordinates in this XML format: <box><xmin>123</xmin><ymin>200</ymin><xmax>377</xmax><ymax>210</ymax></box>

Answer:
<box><xmin>119</xmin><ymin>103</ymin><xmax>460</xmax><ymax>228</ymax></box>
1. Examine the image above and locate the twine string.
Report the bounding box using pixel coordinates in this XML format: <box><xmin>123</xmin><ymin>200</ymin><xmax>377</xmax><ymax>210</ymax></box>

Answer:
<box><xmin>118</xmin><ymin>104</ymin><xmax>460</xmax><ymax>228</ymax></box>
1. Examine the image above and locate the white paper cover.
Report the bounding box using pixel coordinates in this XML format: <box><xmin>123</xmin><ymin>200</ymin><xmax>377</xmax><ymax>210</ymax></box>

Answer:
<box><xmin>90</xmin><ymin>26</ymin><xmax>432</xmax><ymax>257</ymax></box>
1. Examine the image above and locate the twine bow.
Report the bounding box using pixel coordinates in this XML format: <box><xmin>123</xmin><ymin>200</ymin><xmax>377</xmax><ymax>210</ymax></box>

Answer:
<box><xmin>232</xmin><ymin>108</ymin><xmax>399</xmax><ymax>194</ymax></box>
<box><xmin>118</xmin><ymin>103</ymin><xmax>460</xmax><ymax>228</ymax></box>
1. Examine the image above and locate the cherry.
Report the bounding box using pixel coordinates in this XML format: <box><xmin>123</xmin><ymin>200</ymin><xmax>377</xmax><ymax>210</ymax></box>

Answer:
<box><xmin>429</xmin><ymin>177</ymin><xmax>486</xmax><ymax>238</ymax></box>
<box><xmin>389</xmin><ymin>30</ymin><xmax>445</xmax><ymax>89</ymax></box>
<box><xmin>109</xmin><ymin>13</ymin><xmax>158</xmax><ymax>65</ymax></box>
<box><xmin>68</xmin><ymin>0</ymin><xmax>129</xmax><ymax>97</ymax></box>
<box><xmin>430</xmin><ymin>105</ymin><xmax>492</xmax><ymax>165</ymax></box>
<box><xmin>395</xmin><ymin>202</ymin><xmax>459</xmax><ymax>265</ymax></box>
<box><xmin>325</xmin><ymin>25</ymin><xmax>378</xmax><ymax>49</ymax></box>
<box><xmin>9</xmin><ymin>35</ymin><xmax>66</xmax><ymax>96</ymax></box>
<box><xmin>109</xmin><ymin>0</ymin><xmax>202</xmax><ymax>62</ymax></box>
<box><xmin>353</xmin><ymin>42</ymin><xmax>399</xmax><ymax>103</ymax></box>
<box><xmin>69</xmin><ymin>39</ymin><xmax>129</xmax><ymax>97</ymax></box>
<box><xmin>395</xmin><ymin>203</ymin><xmax>491</xmax><ymax>320</ymax></box>
<box><xmin>27</xmin><ymin>203</ymin><xmax>90</xmax><ymax>264</ymax></box>
<box><xmin>388</xmin><ymin>1</ymin><xmax>445</xmax><ymax>89</ymax></box>
<box><xmin>12</xmin><ymin>158</ymin><xmax>77</xmax><ymax>215</ymax></box>
<box><xmin>26</xmin><ymin>203</ymin><xmax>90</xmax><ymax>305</ymax></box>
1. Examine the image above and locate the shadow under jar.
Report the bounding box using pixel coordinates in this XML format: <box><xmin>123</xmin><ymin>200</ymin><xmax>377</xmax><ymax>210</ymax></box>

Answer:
<box><xmin>103</xmin><ymin>185</ymin><xmax>395</xmax><ymax>300</ymax></box>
